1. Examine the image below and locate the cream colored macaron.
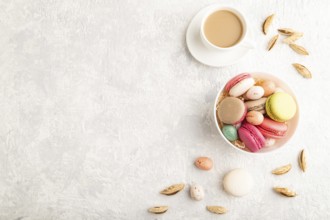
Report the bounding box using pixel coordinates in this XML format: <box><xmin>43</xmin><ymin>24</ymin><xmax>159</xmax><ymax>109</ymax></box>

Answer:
<box><xmin>223</xmin><ymin>168</ymin><xmax>254</xmax><ymax>197</ymax></box>
<box><xmin>229</xmin><ymin>77</ymin><xmax>255</xmax><ymax>97</ymax></box>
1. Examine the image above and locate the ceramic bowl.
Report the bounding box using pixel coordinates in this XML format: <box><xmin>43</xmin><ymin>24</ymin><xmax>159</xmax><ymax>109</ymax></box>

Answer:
<box><xmin>214</xmin><ymin>72</ymin><xmax>300</xmax><ymax>154</ymax></box>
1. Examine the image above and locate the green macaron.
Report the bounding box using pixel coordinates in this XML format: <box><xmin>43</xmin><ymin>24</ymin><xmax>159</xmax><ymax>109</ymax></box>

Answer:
<box><xmin>266</xmin><ymin>92</ymin><xmax>297</xmax><ymax>122</ymax></box>
<box><xmin>222</xmin><ymin>125</ymin><xmax>238</xmax><ymax>141</ymax></box>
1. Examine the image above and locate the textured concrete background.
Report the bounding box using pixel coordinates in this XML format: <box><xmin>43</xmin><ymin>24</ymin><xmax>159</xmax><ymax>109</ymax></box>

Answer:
<box><xmin>0</xmin><ymin>0</ymin><xmax>330</xmax><ymax>219</ymax></box>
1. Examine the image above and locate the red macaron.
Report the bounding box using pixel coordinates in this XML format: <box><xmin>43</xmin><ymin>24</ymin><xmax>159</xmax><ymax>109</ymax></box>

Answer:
<box><xmin>256</xmin><ymin>117</ymin><xmax>288</xmax><ymax>139</ymax></box>
<box><xmin>238</xmin><ymin>122</ymin><xmax>266</xmax><ymax>152</ymax></box>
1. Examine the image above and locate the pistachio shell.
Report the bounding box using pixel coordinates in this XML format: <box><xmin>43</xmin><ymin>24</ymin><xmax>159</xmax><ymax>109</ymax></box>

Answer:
<box><xmin>148</xmin><ymin>206</ymin><xmax>169</xmax><ymax>214</ymax></box>
<box><xmin>160</xmin><ymin>183</ymin><xmax>185</xmax><ymax>195</ymax></box>
<box><xmin>278</xmin><ymin>28</ymin><xmax>296</xmax><ymax>35</ymax></box>
<box><xmin>272</xmin><ymin>164</ymin><xmax>292</xmax><ymax>175</ymax></box>
<box><xmin>268</xmin><ymin>34</ymin><xmax>279</xmax><ymax>51</ymax></box>
<box><xmin>289</xmin><ymin>44</ymin><xmax>309</xmax><ymax>55</ymax></box>
<box><xmin>232</xmin><ymin>140</ymin><xmax>245</xmax><ymax>149</ymax></box>
<box><xmin>292</xmin><ymin>63</ymin><xmax>312</xmax><ymax>78</ymax></box>
<box><xmin>283</xmin><ymin>32</ymin><xmax>303</xmax><ymax>44</ymax></box>
<box><xmin>263</xmin><ymin>14</ymin><xmax>275</xmax><ymax>35</ymax></box>
<box><xmin>206</xmin><ymin>206</ymin><xmax>227</xmax><ymax>214</ymax></box>
<box><xmin>298</xmin><ymin>149</ymin><xmax>307</xmax><ymax>172</ymax></box>
<box><xmin>273</xmin><ymin>187</ymin><xmax>297</xmax><ymax>197</ymax></box>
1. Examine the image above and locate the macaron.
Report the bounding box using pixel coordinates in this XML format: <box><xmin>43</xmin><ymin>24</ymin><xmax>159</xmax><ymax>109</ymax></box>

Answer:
<box><xmin>246</xmin><ymin>111</ymin><xmax>264</xmax><ymax>125</ymax></box>
<box><xmin>217</xmin><ymin>97</ymin><xmax>246</xmax><ymax>124</ymax></box>
<box><xmin>266</xmin><ymin>92</ymin><xmax>297</xmax><ymax>122</ymax></box>
<box><xmin>256</xmin><ymin>117</ymin><xmax>288</xmax><ymax>139</ymax></box>
<box><xmin>222</xmin><ymin>125</ymin><xmax>238</xmax><ymax>141</ymax></box>
<box><xmin>225</xmin><ymin>73</ymin><xmax>255</xmax><ymax>97</ymax></box>
<box><xmin>245</xmin><ymin>86</ymin><xmax>264</xmax><ymax>100</ymax></box>
<box><xmin>245</xmin><ymin>97</ymin><xmax>267</xmax><ymax>114</ymax></box>
<box><xmin>260</xmin><ymin>80</ymin><xmax>276</xmax><ymax>97</ymax></box>
<box><xmin>238</xmin><ymin>122</ymin><xmax>266</xmax><ymax>152</ymax></box>
<box><xmin>223</xmin><ymin>168</ymin><xmax>254</xmax><ymax>197</ymax></box>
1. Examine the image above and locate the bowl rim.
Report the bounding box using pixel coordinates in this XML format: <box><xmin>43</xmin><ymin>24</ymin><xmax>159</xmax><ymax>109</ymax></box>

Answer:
<box><xmin>213</xmin><ymin>72</ymin><xmax>300</xmax><ymax>155</ymax></box>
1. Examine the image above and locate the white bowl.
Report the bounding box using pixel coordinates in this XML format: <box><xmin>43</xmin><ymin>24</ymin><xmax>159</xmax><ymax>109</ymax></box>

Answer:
<box><xmin>214</xmin><ymin>72</ymin><xmax>300</xmax><ymax>155</ymax></box>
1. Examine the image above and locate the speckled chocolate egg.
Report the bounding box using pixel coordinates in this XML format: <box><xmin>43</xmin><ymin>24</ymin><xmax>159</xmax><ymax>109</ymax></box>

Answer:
<box><xmin>195</xmin><ymin>157</ymin><xmax>213</xmax><ymax>170</ymax></box>
<box><xmin>246</xmin><ymin>111</ymin><xmax>264</xmax><ymax>125</ymax></box>
<box><xmin>245</xmin><ymin>86</ymin><xmax>264</xmax><ymax>100</ymax></box>
<box><xmin>261</xmin><ymin>81</ymin><xmax>276</xmax><ymax>97</ymax></box>
<box><xmin>190</xmin><ymin>183</ymin><xmax>205</xmax><ymax>201</ymax></box>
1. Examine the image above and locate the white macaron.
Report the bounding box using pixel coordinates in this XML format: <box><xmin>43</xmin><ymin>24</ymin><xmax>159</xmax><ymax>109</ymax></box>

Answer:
<box><xmin>229</xmin><ymin>77</ymin><xmax>255</xmax><ymax>97</ymax></box>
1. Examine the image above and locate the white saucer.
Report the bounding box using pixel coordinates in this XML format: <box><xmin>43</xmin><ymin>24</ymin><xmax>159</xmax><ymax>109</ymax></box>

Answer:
<box><xmin>186</xmin><ymin>4</ymin><xmax>251</xmax><ymax>67</ymax></box>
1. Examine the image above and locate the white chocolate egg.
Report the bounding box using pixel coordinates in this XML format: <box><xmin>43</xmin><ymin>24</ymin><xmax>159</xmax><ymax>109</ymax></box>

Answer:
<box><xmin>245</xmin><ymin>86</ymin><xmax>265</xmax><ymax>100</ymax></box>
<box><xmin>265</xmin><ymin>138</ymin><xmax>276</xmax><ymax>147</ymax></box>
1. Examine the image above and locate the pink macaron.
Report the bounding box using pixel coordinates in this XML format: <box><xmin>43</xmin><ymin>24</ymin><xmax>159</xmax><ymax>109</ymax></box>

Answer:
<box><xmin>238</xmin><ymin>122</ymin><xmax>266</xmax><ymax>152</ymax></box>
<box><xmin>225</xmin><ymin>73</ymin><xmax>255</xmax><ymax>97</ymax></box>
<box><xmin>256</xmin><ymin>117</ymin><xmax>288</xmax><ymax>139</ymax></box>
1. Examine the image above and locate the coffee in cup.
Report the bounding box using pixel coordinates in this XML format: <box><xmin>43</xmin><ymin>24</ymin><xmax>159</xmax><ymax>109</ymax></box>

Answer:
<box><xmin>204</xmin><ymin>10</ymin><xmax>243</xmax><ymax>48</ymax></box>
<box><xmin>200</xmin><ymin>7</ymin><xmax>248</xmax><ymax>50</ymax></box>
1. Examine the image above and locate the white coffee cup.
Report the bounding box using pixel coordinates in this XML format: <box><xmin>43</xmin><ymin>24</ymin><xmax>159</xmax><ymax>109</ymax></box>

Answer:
<box><xmin>200</xmin><ymin>6</ymin><xmax>252</xmax><ymax>51</ymax></box>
